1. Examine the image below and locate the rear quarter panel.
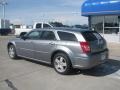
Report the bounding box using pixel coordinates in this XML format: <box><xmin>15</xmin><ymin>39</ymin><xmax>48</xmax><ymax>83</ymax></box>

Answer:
<box><xmin>53</xmin><ymin>41</ymin><xmax>82</xmax><ymax>65</ymax></box>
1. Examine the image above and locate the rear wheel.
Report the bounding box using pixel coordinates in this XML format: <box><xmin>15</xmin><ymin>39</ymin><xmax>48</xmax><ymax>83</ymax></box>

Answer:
<box><xmin>8</xmin><ymin>45</ymin><xmax>18</xmax><ymax>59</ymax></box>
<box><xmin>53</xmin><ymin>53</ymin><xmax>72</xmax><ymax>75</ymax></box>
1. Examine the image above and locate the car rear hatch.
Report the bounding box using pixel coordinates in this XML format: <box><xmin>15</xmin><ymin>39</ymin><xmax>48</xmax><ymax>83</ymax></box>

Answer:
<box><xmin>81</xmin><ymin>31</ymin><xmax>107</xmax><ymax>54</ymax></box>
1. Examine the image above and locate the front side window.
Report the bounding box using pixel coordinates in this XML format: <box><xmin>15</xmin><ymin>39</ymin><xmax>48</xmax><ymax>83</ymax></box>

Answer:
<box><xmin>41</xmin><ymin>31</ymin><xmax>56</xmax><ymax>40</ymax></box>
<box><xmin>27</xmin><ymin>31</ymin><xmax>41</xmax><ymax>40</ymax></box>
<box><xmin>58</xmin><ymin>31</ymin><xmax>77</xmax><ymax>41</ymax></box>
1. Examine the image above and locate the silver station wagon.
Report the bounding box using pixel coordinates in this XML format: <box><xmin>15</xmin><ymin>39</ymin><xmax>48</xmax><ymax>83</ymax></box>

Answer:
<box><xmin>7</xmin><ymin>28</ymin><xmax>109</xmax><ymax>74</ymax></box>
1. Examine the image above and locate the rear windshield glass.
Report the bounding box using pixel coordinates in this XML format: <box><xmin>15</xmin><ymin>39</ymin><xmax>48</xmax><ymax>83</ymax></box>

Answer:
<box><xmin>82</xmin><ymin>31</ymin><xmax>102</xmax><ymax>41</ymax></box>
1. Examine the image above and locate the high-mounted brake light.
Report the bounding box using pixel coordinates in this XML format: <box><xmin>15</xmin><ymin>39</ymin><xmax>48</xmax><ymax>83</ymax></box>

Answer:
<box><xmin>80</xmin><ymin>42</ymin><xmax>90</xmax><ymax>54</ymax></box>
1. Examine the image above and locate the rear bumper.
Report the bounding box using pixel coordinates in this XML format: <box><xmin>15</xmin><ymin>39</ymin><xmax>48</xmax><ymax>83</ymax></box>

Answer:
<box><xmin>73</xmin><ymin>50</ymin><xmax>109</xmax><ymax>69</ymax></box>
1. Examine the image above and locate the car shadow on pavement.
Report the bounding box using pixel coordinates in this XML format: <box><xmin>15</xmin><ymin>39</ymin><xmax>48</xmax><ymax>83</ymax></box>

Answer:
<box><xmin>22</xmin><ymin>58</ymin><xmax>120</xmax><ymax>76</ymax></box>
<box><xmin>80</xmin><ymin>59</ymin><xmax>120</xmax><ymax>77</ymax></box>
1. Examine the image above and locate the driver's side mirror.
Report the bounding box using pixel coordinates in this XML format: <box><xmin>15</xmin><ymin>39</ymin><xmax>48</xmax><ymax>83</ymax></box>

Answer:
<box><xmin>21</xmin><ymin>35</ymin><xmax>28</xmax><ymax>40</ymax></box>
<box><xmin>20</xmin><ymin>32</ymin><xmax>28</xmax><ymax>40</ymax></box>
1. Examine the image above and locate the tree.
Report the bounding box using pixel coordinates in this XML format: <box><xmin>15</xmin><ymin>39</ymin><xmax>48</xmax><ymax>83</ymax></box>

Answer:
<box><xmin>73</xmin><ymin>24</ymin><xmax>88</xmax><ymax>29</ymax></box>
<box><xmin>49</xmin><ymin>22</ymin><xmax>64</xmax><ymax>27</ymax></box>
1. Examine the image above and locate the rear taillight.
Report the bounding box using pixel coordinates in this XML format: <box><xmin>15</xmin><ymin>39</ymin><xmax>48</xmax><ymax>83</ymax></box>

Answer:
<box><xmin>80</xmin><ymin>42</ymin><xmax>90</xmax><ymax>54</ymax></box>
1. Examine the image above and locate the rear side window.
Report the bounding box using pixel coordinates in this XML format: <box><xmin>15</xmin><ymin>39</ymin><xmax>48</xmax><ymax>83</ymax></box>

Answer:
<box><xmin>43</xmin><ymin>24</ymin><xmax>51</xmax><ymax>28</ymax></box>
<box><xmin>58</xmin><ymin>31</ymin><xmax>77</xmax><ymax>41</ymax></box>
<box><xmin>41</xmin><ymin>31</ymin><xmax>56</xmax><ymax>40</ymax></box>
<box><xmin>36</xmin><ymin>23</ymin><xmax>42</xmax><ymax>28</ymax></box>
<box><xmin>82</xmin><ymin>31</ymin><xmax>102</xmax><ymax>41</ymax></box>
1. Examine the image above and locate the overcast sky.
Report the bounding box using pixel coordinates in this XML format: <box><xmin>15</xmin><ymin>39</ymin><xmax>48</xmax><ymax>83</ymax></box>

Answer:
<box><xmin>0</xmin><ymin>0</ymin><xmax>88</xmax><ymax>25</ymax></box>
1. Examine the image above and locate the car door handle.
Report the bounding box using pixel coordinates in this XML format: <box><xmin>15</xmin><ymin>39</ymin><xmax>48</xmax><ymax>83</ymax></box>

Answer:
<box><xmin>49</xmin><ymin>42</ymin><xmax>55</xmax><ymax>45</ymax></box>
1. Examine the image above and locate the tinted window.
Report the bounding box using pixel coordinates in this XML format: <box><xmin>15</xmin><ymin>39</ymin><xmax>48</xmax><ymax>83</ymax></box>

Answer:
<box><xmin>15</xmin><ymin>25</ymin><xmax>21</xmax><ymax>28</ymax></box>
<box><xmin>43</xmin><ymin>24</ymin><xmax>51</xmax><ymax>28</ymax></box>
<box><xmin>82</xmin><ymin>31</ymin><xmax>102</xmax><ymax>41</ymax></box>
<box><xmin>41</xmin><ymin>31</ymin><xmax>56</xmax><ymax>40</ymax></box>
<box><xmin>27</xmin><ymin>31</ymin><xmax>41</xmax><ymax>40</ymax></box>
<box><xmin>36</xmin><ymin>23</ymin><xmax>42</xmax><ymax>28</ymax></box>
<box><xmin>58</xmin><ymin>31</ymin><xmax>77</xmax><ymax>41</ymax></box>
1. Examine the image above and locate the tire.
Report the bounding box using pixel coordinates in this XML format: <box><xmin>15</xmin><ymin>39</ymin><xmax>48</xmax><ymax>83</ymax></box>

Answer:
<box><xmin>8</xmin><ymin>45</ymin><xmax>18</xmax><ymax>59</ymax></box>
<box><xmin>53</xmin><ymin>53</ymin><xmax>72</xmax><ymax>75</ymax></box>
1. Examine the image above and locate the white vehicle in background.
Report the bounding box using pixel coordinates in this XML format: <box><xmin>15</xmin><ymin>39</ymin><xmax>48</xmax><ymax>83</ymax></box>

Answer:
<box><xmin>14</xmin><ymin>22</ymin><xmax>53</xmax><ymax>36</ymax></box>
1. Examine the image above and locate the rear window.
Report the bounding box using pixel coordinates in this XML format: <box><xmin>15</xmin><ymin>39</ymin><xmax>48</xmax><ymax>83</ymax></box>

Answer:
<box><xmin>36</xmin><ymin>23</ymin><xmax>42</xmax><ymax>28</ymax></box>
<box><xmin>58</xmin><ymin>31</ymin><xmax>77</xmax><ymax>41</ymax></box>
<box><xmin>43</xmin><ymin>24</ymin><xmax>51</xmax><ymax>28</ymax></box>
<box><xmin>82</xmin><ymin>31</ymin><xmax>102</xmax><ymax>41</ymax></box>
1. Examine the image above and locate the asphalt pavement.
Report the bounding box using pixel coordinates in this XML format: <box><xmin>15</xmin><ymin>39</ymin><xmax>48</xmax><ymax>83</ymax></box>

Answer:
<box><xmin>0</xmin><ymin>36</ymin><xmax>120</xmax><ymax>90</ymax></box>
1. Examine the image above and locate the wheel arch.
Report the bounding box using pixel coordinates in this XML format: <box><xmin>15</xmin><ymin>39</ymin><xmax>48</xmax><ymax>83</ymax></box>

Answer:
<box><xmin>51</xmin><ymin>50</ymin><xmax>73</xmax><ymax>66</ymax></box>
<box><xmin>7</xmin><ymin>42</ymin><xmax>16</xmax><ymax>49</ymax></box>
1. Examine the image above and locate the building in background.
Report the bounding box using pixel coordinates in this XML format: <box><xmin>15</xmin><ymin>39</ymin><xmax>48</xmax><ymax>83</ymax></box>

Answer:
<box><xmin>0</xmin><ymin>19</ymin><xmax>10</xmax><ymax>29</ymax></box>
<box><xmin>82</xmin><ymin>0</ymin><xmax>120</xmax><ymax>42</ymax></box>
<box><xmin>0</xmin><ymin>19</ymin><xmax>11</xmax><ymax>35</ymax></box>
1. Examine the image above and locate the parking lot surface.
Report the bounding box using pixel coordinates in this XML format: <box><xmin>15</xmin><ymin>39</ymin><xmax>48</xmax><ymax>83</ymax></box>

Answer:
<box><xmin>0</xmin><ymin>36</ymin><xmax>120</xmax><ymax>90</ymax></box>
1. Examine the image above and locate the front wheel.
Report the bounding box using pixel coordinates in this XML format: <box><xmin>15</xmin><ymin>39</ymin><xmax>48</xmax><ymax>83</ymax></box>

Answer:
<box><xmin>53</xmin><ymin>53</ymin><xmax>72</xmax><ymax>75</ymax></box>
<box><xmin>8</xmin><ymin>45</ymin><xmax>18</xmax><ymax>59</ymax></box>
